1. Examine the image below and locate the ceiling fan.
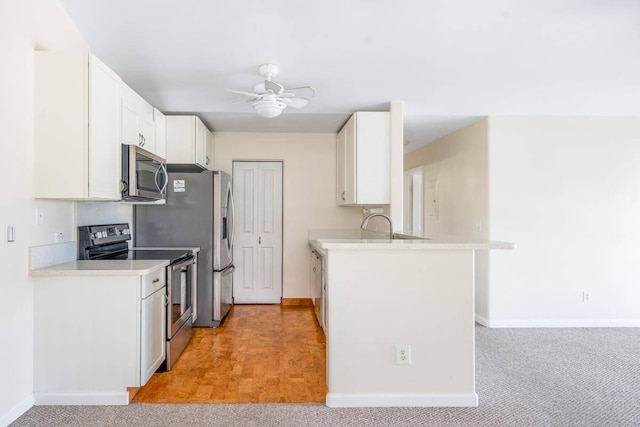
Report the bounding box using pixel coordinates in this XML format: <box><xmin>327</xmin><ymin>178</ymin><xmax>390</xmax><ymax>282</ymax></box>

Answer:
<box><xmin>227</xmin><ymin>63</ymin><xmax>315</xmax><ymax>118</ymax></box>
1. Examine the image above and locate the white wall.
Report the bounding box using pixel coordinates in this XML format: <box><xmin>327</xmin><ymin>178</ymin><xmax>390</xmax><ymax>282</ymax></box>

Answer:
<box><xmin>0</xmin><ymin>1</ymin><xmax>88</xmax><ymax>424</ymax></box>
<box><xmin>76</xmin><ymin>202</ymin><xmax>133</xmax><ymax>228</ymax></box>
<box><xmin>327</xmin><ymin>248</ymin><xmax>476</xmax><ymax>407</ymax></box>
<box><xmin>214</xmin><ymin>132</ymin><xmax>363</xmax><ymax>298</ymax></box>
<box><xmin>404</xmin><ymin>119</ymin><xmax>490</xmax><ymax>318</ymax></box>
<box><xmin>488</xmin><ymin>117</ymin><xmax>640</xmax><ymax>326</ymax></box>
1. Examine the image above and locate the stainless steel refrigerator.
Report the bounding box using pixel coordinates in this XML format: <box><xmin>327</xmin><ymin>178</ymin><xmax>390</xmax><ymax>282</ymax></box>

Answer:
<box><xmin>135</xmin><ymin>170</ymin><xmax>235</xmax><ymax>327</ymax></box>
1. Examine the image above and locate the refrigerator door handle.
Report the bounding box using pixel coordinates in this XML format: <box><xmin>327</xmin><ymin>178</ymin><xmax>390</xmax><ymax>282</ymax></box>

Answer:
<box><xmin>228</xmin><ymin>183</ymin><xmax>236</xmax><ymax>253</ymax></box>
<box><xmin>222</xmin><ymin>265</ymin><xmax>235</xmax><ymax>276</ymax></box>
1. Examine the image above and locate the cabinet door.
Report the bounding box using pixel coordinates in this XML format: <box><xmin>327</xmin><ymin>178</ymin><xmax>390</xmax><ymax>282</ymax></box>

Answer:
<box><xmin>35</xmin><ymin>52</ymin><xmax>121</xmax><ymax>200</ymax></box>
<box><xmin>343</xmin><ymin>115</ymin><xmax>357</xmax><ymax>204</ymax></box>
<box><xmin>154</xmin><ymin>108</ymin><xmax>166</xmax><ymax>159</ymax></box>
<box><xmin>140</xmin><ymin>117</ymin><xmax>156</xmax><ymax>154</ymax></box>
<box><xmin>195</xmin><ymin>117</ymin><xmax>208</xmax><ymax>168</ymax></box>
<box><xmin>121</xmin><ymin>83</ymin><xmax>141</xmax><ymax>147</ymax></box>
<box><xmin>87</xmin><ymin>54</ymin><xmax>121</xmax><ymax>199</ymax></box>
<box><xmin>336</xmin><ymin>126</ymin><xmax>346</xmax><ymax>205</ymax></box>
<box><xmin>206</xmin><ymin>129</ymin><xmax>214</xmax><ymax>170</ymax></box>
<box><xmin>141</xmin><ymin>286</ymin><xmax>166</xmax><ymax>385</ymax></box>
<box><xmin>121</xmin><ymin>82</ymin><xmax>158</xmax><ymax>155</ymax></box>
<box><xmin>355</xmin><ymin>112</ymin><xmax>390</xmax><ymax>204</ymax></box>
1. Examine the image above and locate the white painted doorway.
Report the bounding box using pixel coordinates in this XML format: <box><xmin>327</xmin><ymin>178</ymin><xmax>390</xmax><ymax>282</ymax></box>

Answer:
<box><xmin>403</xmin><ymin>166</ymin><xmax>424</xmax><ymax>234</ymax></box>
<box><xmin>232</xmin><ymin>161</ymin><xmax>283</xmax><ymax>304</ymax></box>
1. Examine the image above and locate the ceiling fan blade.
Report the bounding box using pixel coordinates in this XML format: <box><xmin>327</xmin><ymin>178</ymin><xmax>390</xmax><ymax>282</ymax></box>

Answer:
<box><xmin>281</xmin><ymin>97</ymin><xmax>308</xmax><ymax>109</ymax></box>
<box><xmin>264</xmin><ymin>80</ymin><xmax>283</xmax><ymax>94</ymax></box>
<box><xmin>226</xmin><ymin>98</ymin><xmax>257</xmax><ymax>104</ymax></box>
<box><xmin>285</xmin><ymin>86</ymin><xmax>315</xmax><ymax>99</ymax></box>
<box><xmin>225</xmin><ymin>88</ymin><xmax>261</xmax><ymax>98</ymax></box>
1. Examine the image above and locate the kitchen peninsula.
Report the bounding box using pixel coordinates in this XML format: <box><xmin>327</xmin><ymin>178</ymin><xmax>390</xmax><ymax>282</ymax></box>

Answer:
<box><xmin>309</xmin><ymin>233</ymin><xmax>514</xmax><ymax>408</ymax></box>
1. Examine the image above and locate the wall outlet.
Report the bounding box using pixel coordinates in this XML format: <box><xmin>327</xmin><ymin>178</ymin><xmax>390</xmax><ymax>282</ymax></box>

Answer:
<box><xmin>54</xmin><ymin>232</ymin><xmax>65</xmax><ymax>242</ymax></box>
<box><xmin>474</xmin><ymin>219</ymin><xmax>483</xmax><ymax>232</ymax></box>
<box><xmin>582</xmin><ymin>291</ymin><xmax>591</xmax><ymax>303</ymax></box>
<box><xmin>395</xmin><ymin>345</ymin><xmax>412</xmax><ymax>365</ymax></box>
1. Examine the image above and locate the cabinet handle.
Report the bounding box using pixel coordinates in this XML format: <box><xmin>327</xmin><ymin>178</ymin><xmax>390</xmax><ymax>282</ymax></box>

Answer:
<box><xmin>206</xmin><ymin>156</ymin><xmax>210</xmax><ymax>166</ymax></box>
<box><xmin>152</xmin><ymin>278</ymin><xmax>160</xmax><ymax>283</ymax></box>
<box><xmin>313</xmin><ymin>266</ymin><xmax>316</xmax><ymax>273</ymax></box>
<box><xmin>259</xmin><ymin>236</ymin><xmax>262</xmax><ymax>244</ymax></box>
<box><xmin>341</xmin><ymin>191</ymin><xmax>346</xmax><ymax>201</ymax></box>
<box><xmin>141</xmin><ymin>135</ymin><xmax>145</xmax><ymax>147</ymax></box>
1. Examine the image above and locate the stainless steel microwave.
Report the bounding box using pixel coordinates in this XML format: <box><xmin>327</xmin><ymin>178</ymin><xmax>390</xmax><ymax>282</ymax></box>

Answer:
<box><xmin>121</xmin><ymin>144</ymin><xmax>168</xmax><ymax>201</ymax></box>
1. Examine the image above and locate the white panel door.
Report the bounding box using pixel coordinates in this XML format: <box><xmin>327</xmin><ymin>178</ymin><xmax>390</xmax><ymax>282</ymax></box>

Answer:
<box><xmin>233</xmin><ymin>161</ymin><xmax>283</xmax><ymax>304</ymax></box>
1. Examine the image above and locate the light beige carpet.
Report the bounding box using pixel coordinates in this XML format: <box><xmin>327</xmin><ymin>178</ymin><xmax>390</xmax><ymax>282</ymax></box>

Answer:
<box><xmin>11</xmin><ymin>326</ymin><xmax>640</xmax><ymax>426</ymax></box>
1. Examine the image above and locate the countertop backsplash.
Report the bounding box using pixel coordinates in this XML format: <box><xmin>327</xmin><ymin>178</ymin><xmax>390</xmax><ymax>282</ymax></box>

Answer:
<box><xmin>29</xmin><ymin>241</ymin><xmax>76</xmax><ymax>270</ymax></box>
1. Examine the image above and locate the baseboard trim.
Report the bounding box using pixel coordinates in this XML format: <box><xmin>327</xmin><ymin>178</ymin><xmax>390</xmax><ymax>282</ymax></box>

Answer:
<box><xmin>281</xmin><ymin>298</ymin><xmax>313</xmax><ymax>307</ymax></box>
<box><xmin>0</xmin><ymin>394</ymin><xmax>34</xmax><ymax>427</ymax></box>
<box><xmin>479</xmin><ymin>318</ymin><xmax>640</xmax><ymax>328</ymax></box>
<box><xmin>475</xmin><ymin>314</ymin><xmax>489</xmax><ymax>326</ymax></box>
<box><xmin>325</xmin><ymin>392</ymin><xmax>478</xmax><ymax>408</ymax></box>
<box><xmin>34</xmin><ymin>392</ymin><xmax>129</xmax><ymax>406</ymax></box>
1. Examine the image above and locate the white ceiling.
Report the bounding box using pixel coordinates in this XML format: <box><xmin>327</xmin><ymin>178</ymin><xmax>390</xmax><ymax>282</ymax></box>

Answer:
<box><xmin>58</xmin><ymin>0</ymin><xmax>640</xmax><ymax>153</ymax></box>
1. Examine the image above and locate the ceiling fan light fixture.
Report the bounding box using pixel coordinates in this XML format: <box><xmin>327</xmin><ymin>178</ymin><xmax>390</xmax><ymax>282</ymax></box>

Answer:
<box><xmin>227</xmin><ymin>63</ymin><xmax>314</xmax><ymax>118</ymax></box>
<box><xmin>253</xmin><ymin>99</ymin><xmax>286</xmax><ymax>118</ymax></box>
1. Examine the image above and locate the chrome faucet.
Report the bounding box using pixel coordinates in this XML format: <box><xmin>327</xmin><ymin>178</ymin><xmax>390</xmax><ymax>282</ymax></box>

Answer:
<box><xmin>360</xmin><ymin>213</ymin><xmax>393</xmax><ymax>241</ymax></box>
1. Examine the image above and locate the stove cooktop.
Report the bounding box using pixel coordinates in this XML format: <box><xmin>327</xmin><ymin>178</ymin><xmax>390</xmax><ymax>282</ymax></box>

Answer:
<box><xmin>112</xmin><ymin>249</ymin><xmax>191</xmax><ymax>264</ymax></box>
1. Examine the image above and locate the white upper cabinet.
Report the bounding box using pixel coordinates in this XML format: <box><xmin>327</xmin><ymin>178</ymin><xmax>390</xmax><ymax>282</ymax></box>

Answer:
<box><xmin>153</xmin><ymin>108</ymin><xmax>166</xmax><ymax>159</ymax></box>
<box><xmin>165</xmin><ymin>115</ymin><xmax>212</xmax><ymax>170</ymax></box>
<box><xmin>206</xmin><ymin>128</ymin><xmax>214</xmax><ymax>170</ymax></box>
<box><xmin>336</xmin><ymin>112</ymin><xmax>391</xmax><ymax>206</ymax></box>
<box><xmin>35</xmin><ymin>51</ymin><xmax>121</xmax><ymax>200</ymax></box>
<box><xmin>120</xmin><ymin>82</ymin><xmax>157</xmax><ymax>155</ymax></box>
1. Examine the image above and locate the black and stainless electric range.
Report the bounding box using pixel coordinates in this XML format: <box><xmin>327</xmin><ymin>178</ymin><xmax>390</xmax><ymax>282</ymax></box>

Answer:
<box><xmin>78</xmin><ymin>223</ymin><xmax>195</xmax><ymax>371</ymax></box>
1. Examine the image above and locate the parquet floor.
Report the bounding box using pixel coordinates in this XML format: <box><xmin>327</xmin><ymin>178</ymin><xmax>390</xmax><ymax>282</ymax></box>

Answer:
<box><xmin>132</xmin><ymin>304</ymin><xmax>327</xmax><ymax>403</ymax></box>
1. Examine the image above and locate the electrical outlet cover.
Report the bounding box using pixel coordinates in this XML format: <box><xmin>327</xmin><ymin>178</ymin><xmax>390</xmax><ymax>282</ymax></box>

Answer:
<box><xmin>395</xmin><ymin>345</ymin><xmax>412</xmax><ymax>365</ymax></box>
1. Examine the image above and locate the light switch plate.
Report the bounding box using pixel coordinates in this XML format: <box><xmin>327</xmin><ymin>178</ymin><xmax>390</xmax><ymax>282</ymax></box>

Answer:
<box><xmin>35</xmin><ymin>208</ymin><xmax>45</xmax><ymax>225</ymax></box>
<box><xmin>6</xmin><ymin>225</ymin><xmax>16</xmax><ymax>242</ymax></box>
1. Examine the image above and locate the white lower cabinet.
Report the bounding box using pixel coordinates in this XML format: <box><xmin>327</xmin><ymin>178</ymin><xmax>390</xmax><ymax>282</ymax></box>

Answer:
<box><xmin>141</xmin><ymin>286</ymin><xmax>167</xmax><ymax>385</ymax></box>
<box><xmin>33</xmin><ymin>265</ymin><xmax>167</xmax><ymax>404</ymax></box>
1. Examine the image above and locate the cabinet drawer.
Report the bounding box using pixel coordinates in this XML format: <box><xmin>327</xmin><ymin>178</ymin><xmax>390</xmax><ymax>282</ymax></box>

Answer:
<box><xmin>142</xmin><ymin>267</ymin><xmax>166</xmax><ymax>298</ymax></box>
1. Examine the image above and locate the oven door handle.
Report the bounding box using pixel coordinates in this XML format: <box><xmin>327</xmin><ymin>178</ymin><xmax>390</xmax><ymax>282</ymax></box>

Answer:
<box><xmin>171</xmin><ymin>257</ymin><xmax>195</xmax><ymax>271</ymax></box>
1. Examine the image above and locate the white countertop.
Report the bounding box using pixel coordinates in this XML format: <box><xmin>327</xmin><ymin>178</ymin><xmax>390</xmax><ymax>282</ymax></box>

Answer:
<box><xmin>30</xmin><ymin>260</ymin><xmax>169</xmax><ymax>277</ymax></box>
<box><xmin>310</xmin><ymin>238</ymin><xmax>515</xmax><ymax>251</ymax></box>
<box><xmin>308</xmin><ymin>229</ymin><xmax>515</xmax><ymax>251</ymax></box>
